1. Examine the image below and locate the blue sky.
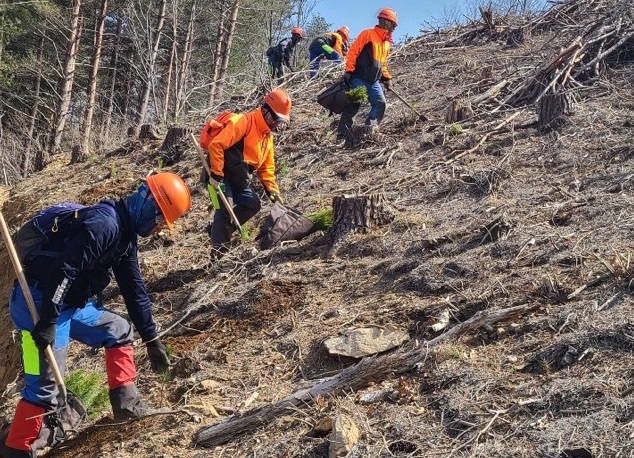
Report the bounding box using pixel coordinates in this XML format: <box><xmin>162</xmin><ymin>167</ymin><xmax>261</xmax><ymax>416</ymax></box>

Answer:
<box><xmin>313</xmin><ymin>0</ymin><xmax>549</xmax><ymax>43</ymax></box>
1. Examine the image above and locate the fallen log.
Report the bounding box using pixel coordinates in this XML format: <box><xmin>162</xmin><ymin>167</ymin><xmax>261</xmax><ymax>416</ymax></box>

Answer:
<box><xmin>194</xmin><ymin>302</ymin><xmax>538</xmax><ymax>447</ymax></box>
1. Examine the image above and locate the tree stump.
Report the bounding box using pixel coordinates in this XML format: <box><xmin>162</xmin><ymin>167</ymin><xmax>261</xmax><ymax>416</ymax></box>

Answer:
<box><xmin>445</xmin><ymin>99</ymin><xmax>474</xmax><ymax>123</ymax></box>
<box><xmin>329</xmin><ymin>194</ymin><xmax>394</xmax><ymax>257</ymax></box>
<box><xmin>506</xmin><ymin>28</ymin><xmax>525</xmax><ymax>47</ymax></box>
<box><xmin>34</xmin><ymin>149</ymin><xmax>49</xmax><ymax>172</ymax></box>
<box><xmin>139</xmin><ymin>124</ymin><xmax>162</xmax><ymax>140</ymax></box>
<box><xmin>479</xmin><ymin>6</ymin><xmax>496</xmax><ymax>37</ymax></box>
<box><xmin>480</xmin><ymin>65</ymin><xmax>493</xmax><ymax>81</ymax></box>
<box><xmin>70</xmin><ymin>144</ymin><xmax>88</xmax><ymax>164</ymax></box>
<box><xmin>159</xmin><ymin>126</ymin><xmax>192</xmax><ymax>165</ymax></box>
<box><xmin>538</xmin><ymin>92</ymin><xmax>572</xmax><ymax>131</ymax></box>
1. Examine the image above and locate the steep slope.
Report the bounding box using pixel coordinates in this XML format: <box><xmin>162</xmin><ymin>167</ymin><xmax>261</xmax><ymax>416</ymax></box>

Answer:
<box><xmin>0</xmin><ymin>1</ymin><xmax>634</xmax><ymax>457</ymax></box>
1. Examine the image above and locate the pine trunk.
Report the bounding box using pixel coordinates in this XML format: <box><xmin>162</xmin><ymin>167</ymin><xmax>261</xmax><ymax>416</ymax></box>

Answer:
<box><xmin>78</xmin><ymin>0</ymin><xmax>107</xmax><ymax>161</ymax></box>
<box><xmin>209</xmin><ymin>6</ymin><xmax>228</xmax><ymax>106</ymax></box>
<box><xmin>24</xmin><ymin>36</ymin><xmax>45</xmax><ymax>177</ymax></box>
<box><xmin>137</xmin><ymin>0</ymin><xmax>166</xmax><ymax>127</ymax></box>
<box><xmin>102</xmin><ymin>16</ymin><xmax>122</xmax><ymax>145</ymax></box>
<box><xmin>215</xmin><ymin>0</ymin><xmax>239</xmax><ymax>102</ymax></box>
<box><xmin>47</xmin><ymin>0</ymin><xmax>83</xmax><ymax>161</ymax></box>
<box><xmin>174</xmin><ymin>1</ymin><xmax>196</xmax><ymax>120</ymax></box>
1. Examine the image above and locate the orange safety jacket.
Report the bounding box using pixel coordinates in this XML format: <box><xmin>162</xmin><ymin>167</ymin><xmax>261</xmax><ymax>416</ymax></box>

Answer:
<box><xmin>207</xmin><ymin>108</ymin><xmax>279</xmax><ymax>194</ymax></box>
<box><xmin>327</xmin><ymin>31</ymin><xmax>347</xmax><ymax>57</ymax></box>
<box><xmin>345</xmin><ymin>26</ymin><xmax>392</xmax><ymax>83</ymax></box>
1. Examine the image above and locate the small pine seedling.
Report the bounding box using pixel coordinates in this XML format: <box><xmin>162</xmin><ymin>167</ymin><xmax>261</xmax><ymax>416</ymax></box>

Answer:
<box><xmin>308</xmin><ymin>208</ymin><xmax>333</xmax><ymax>230</ymax></box>
<box><xmin>65</xmin><ymin>369</ymin><xmax>110</xmax><ymax>419</ymax></box>
<box><xmin>345</xmin><ymin>86</ymin><xmax>368</xmax><ymax>104</ymax></box>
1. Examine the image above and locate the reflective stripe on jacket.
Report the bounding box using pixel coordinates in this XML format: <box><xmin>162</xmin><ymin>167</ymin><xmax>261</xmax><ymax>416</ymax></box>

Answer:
<box><xmin>309</xmin><ymin>32</ymin><xmax>345</xmax><ymax>57</ymax></box>
<box><xmin>207</xmin><ymin>108</ymin><xmax>279</xmax><ymax>194</ymax></box>
<box><xmin>345</xmin><ymin>26</ymin><xmax>392</xmax><ymax>83</ymax></box>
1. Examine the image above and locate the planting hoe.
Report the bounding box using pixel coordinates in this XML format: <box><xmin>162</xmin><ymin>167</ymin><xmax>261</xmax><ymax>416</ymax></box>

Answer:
<box><xmin>0</xmin><ymin>211</ymin><xmax>67</xmax><ymax>406</ymax></box>
<box><xmin>389</xmin><ymin>87</ymin><xmax>429</xmax><ymax>122</ymax></box>
<box><xmin>189</xmin><ymin>133</ymin><xmax>243</xmax><ymax>234</ymax></box>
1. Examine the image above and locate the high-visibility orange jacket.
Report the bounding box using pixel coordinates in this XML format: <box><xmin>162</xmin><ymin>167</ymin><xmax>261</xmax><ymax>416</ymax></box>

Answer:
<box><xmin>309</xmin><ymin>32</ymin><xmax>346</xmax><ymax>58</ymax></box>
<box><xmin>327</xmin><ymin>32</ymin><xmax>347</xmax><ymax>57</ymax></box>
<box><xmin>345</xmin><ymin>26</ymin><xmax>392</xmax><ymax>83</ymax></box>
<box><xmin>207</xmin><ymin>108</ymin><xmax>279</xmax><ymax>194</ymax></box>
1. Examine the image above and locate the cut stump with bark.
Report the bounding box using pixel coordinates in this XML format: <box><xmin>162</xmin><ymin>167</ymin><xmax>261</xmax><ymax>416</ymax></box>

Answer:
<box><xmin>70</xmin><ymin>144</ymin><xmax>88</xmax><ymax>164</ymax></box>
<box><xmin>139</xmin><ymin>124</ymin><xmax>162</xmax><ymax>140</ymax></box>
<box><xmin>329</xmin><ymin>194</ymin><xmax>394</xmax><ymax>257</ymax></box>
<box><xmin>538</xmin><ymin>92</ymin><xmax>572</xmax><ymax>131</ymax></box>
<box><xmin>159</xmin><ymin>126</ymin><xmax>192</xmax><ymax>165</ymax></box>
<box><xmin>445</xmin><ymin>99</ymin><xmax>474</xmax><ymax>123</ymax></box>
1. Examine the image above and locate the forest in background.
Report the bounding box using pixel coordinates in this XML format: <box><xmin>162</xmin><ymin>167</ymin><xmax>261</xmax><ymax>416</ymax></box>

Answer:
<box><xmin>0</xmin><ymin>0</ymin><xmax>544</xmax><ymax>185</ymax></box>
<box><xmin>0</xmin><ymin>0</ymin><xmax>329</xmax><ymax>181</ymax></box>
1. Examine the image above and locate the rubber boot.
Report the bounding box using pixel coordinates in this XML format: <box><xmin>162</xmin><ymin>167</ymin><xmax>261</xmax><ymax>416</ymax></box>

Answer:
<box><xmin>3</xmin><ymin>446</ymin><xmax>34</xmax><ymax>458</ymax></box>
<box><xmin>105</xmin><ymin>346</ymin><xmax>146</xmax><ymax>421</ymax></box>
<box><xmin>4</xmin><ymin>400</ymin><xmax>44</xmax><ymax>458</ymax></box>
<box><xmin>109</xmin><ymin>384</ymin><xmax>147</xmax><ymax>421</ymax></box>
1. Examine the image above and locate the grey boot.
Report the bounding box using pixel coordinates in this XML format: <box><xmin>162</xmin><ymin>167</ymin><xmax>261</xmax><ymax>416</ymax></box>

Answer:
<box><xmin>109</xmin><ymin>384</ymin><xmax>147</xmax><ymax>421</ymax></box>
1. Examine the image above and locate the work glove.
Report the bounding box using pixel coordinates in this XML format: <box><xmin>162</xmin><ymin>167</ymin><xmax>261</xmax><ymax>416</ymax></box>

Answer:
<box><xmin>382</xmin><ymin>79</ymin><xmax>392</xmax><ymax>91</ymax></box>
<box><xmin>343</xmin><ymin>72</ymin><xmax>352</xmax><ymax>89</ymax></box>
<box><xmin>146</xmin><ymin>339</ymin><xmax>170</xmax><ymax>374</ymax></box>
<box><xmin>208</xmin><ymin>172</ymin><xmax>223</xmax><ymax>190</ymax></box>
<box><xmin>269</xmin><ymin>192</ymin><xmax>284</xmax><ymax>204</ymax></box>
<box><xmin>31</xmin><ymin>318</ymin><xmax>57</xmax><ymax>351</ymax></box>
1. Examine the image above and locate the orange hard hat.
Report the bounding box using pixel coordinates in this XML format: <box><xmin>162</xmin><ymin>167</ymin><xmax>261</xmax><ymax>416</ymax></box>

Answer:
<box><xmin>377</xmin><ymin>7</ymin><xmax>398</xmax><ymax>26</ymax></box>
<box><xmin>146</xmin><ymin>172</ymin><xmax>191</xmax><ymax>230</ymax></box>
<box><xmin>264</xmin><ymin>89</ymin><xmax>292</xmax><ymax>122</ymax></box>
<box><xmin>291</xmin><ymin>26</ymin><xmax>304</xmax><ymax>37</ymax></box>
<box><xmin>337</xmin><ymin>26</ymin><xmax>350</xmax><ymax>41</ymax></box>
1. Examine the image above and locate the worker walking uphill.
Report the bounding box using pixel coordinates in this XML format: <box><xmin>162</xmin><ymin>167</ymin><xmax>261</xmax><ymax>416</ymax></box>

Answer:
<box><xmin>268</xmin><ymin>27</ymin><xmax>304</xmax><ymax>80</ymax></box>
<box><xmin>308</xmin><ymin>26</ymin><xmax>350</xmax><ymax>79</ymax></box>
<box><xmin>206</xmin><ymin>89</ymin><xmax>291</xmax><ymax>255</ymax></box>
<box><xmin>4</xmin><ymin>172</ymin><xmax>191</xmax><ymax>458</ymax></box>
<box><xmin>337</xmin><ymin>8</ymin><xmax>397</xmax><ymax>141</ymax></box>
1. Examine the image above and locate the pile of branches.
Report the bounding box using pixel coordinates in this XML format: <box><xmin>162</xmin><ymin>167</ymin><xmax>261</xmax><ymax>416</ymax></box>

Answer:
<box><xmin>487</xmin><ymin>0</ymin><xmax>634</xmax><ymax>108</ymax></box>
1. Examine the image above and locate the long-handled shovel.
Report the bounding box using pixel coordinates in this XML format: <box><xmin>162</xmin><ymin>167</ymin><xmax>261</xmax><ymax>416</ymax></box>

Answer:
<box><xmin>389</xmin><ymin>87</ymin><xmax>429</xmax><ymax>122</ymax></box>
<box><xmin>0</xmin><ymin>211</ymin><xmax>67</xmax><ymax>405</ymax></box>
<box><xmin>189</xmin><ymin>133</ymin><xmax>244</xmax><ymax>236</ymax></box>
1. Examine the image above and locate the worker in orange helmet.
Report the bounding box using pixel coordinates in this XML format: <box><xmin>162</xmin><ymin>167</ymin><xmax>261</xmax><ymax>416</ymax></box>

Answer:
<box><xmin>268</xmin><ymin>27</ymin><xmax>305</xmax><ymax>80</ymax></box>
<box><xmin>4</xmin><ymin>172</ymin><xmax>191</xmax><ymax>457</ymax></box>
<box><xmin>205</xmin><ymin>89</ymin><xmax>291</xmax><ymax>255</ymax></box>
<box><xmin>337</xmin><ymin>8</ymin><xmax>397</xmax><ymax>141</ymax></box>
<box><xmin>308</xmin><ymin>25</ymin><xmax>350</xmax><ymax>79</ymax></box>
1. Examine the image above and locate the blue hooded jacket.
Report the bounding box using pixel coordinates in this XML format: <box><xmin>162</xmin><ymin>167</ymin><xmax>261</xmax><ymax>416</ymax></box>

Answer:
<box><xmin>25</xmin><ymin>198</ymin><xmax>158</xmax><ymax>342</ymax></box>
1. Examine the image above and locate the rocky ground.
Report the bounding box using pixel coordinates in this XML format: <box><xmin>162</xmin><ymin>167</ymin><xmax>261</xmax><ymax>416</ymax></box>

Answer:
<box><xmin>0</xmin><ymin>1</ymin><xmax>634</xmax><ymax>457</ymax></box>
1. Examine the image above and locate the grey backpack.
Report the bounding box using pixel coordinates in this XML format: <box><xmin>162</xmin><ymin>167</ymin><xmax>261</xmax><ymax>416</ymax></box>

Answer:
<box><xmin>257</xmin><ymin>203</ymin><xmax>315</xmax><ymax>250</ymax></box>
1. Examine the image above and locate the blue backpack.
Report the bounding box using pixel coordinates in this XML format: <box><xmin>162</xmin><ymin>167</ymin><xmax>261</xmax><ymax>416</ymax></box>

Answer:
<box><xmin>13</xmin><ymin>202</ymin><xmax>85</xmax><ymax>266</ymax></box>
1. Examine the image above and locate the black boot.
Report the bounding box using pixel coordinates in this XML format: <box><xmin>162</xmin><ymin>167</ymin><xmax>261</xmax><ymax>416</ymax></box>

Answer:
<box><xmin>109</xmin><ymin>384</ymin><xmax>147</xmax><ymax>421</ymax></box>
<box><xmin>3</xmin><ymin>446</ymin><xmax>35</xmax><ymax>458</ymax></box>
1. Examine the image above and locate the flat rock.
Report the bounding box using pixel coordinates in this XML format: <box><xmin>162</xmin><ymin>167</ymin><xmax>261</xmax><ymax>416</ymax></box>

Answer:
<box><xmin>324</xmin><ymin>326</ymin><xmax>409</xmax><ymax>358</ymax></box>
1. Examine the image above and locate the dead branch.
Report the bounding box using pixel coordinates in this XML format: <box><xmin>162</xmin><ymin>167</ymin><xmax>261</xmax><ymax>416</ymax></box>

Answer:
<box><xmin>438</xmin><ymin>111</ymin><xmax>522</xmax><ymax>167</ymax></box>
<box><xmin>194</xmin><ymin>302</ymin><xmax>538</xmax><ymax>447</ymax></box>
